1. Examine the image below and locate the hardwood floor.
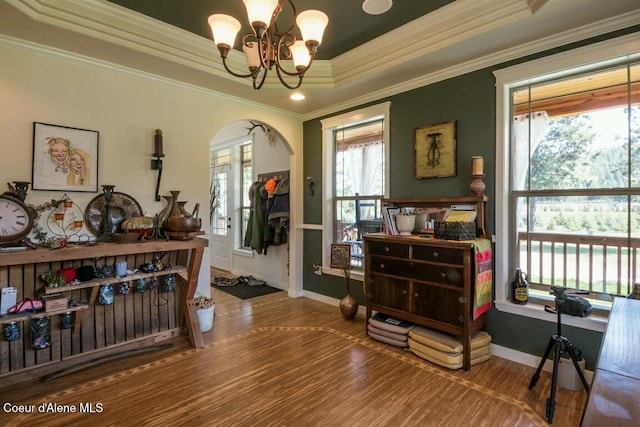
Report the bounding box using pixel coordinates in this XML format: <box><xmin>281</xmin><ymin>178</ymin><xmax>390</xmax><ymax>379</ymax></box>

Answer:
<box><xmin>0</xmin><ymin>286</ymin><xmax>587</xmax><ymax>426</ymax></box>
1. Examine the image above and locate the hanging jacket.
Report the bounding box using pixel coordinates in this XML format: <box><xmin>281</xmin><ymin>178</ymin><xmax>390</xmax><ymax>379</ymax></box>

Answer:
<box><xmin>267</xmin><ymin>177</ymin><xmax>290</xmax><ymax>246</ymax></box>
<box><xmin>244</xmin><ymin>181</ymin><xmax>267</xmax><ymax>254</ymax></box>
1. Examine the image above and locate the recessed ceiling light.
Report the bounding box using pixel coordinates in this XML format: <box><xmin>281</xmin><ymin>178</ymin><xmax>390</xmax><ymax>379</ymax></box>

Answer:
<box><xmin>362</xmin><ymin>0</ymin><xmax>393</xmax><ymax>15</ymax></box>
<box><xmin>290</xmin><ymin>93</ymin><xmax>305</xmax><ymax>101</ymax></box>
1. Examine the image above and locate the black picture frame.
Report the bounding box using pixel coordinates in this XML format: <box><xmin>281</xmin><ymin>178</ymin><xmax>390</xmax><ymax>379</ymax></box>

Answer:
<box><xmin>415</xmin><ymin>120</ymin><xmax>457</xmax><ymax>179</ymax></box>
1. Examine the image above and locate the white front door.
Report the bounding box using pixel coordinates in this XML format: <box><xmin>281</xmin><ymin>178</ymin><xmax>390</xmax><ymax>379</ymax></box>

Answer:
<box><xmin>210</xmin><ymin>154</ymin><xmax>232</xmax><ymax>272</ymax></box>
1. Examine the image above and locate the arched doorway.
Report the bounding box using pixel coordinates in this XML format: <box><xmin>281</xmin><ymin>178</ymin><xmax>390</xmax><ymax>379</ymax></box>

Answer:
<box><xmin>209</xmin><ymin>119</ymin><xmax>300</xmax><ymax>296</ymax></box>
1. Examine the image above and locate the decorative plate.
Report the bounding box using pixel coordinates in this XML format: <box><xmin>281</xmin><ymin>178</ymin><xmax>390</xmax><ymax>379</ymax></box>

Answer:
<box><xmin>84</xmin><ymin>192</ymin><xmax>143</xmax><ymax>237</ymax></box>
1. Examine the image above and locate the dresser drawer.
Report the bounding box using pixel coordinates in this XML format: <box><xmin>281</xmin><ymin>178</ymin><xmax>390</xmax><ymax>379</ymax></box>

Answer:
<box><xmin>369</xmin><ymin>256</ymin><xmax>411</xmax><ymax>276</ymax></box>
<box><xmin>367</xmin><ymin>241</ymin><xmax>409</xmax><ymax>258</ymax></box>
<box><xmin>412</xmin><ymin>245</ymin><xmax>464</xmax><ymax>265</ymax></box>
<box><xmin>410</xmin><ymin>264</ymin><xmax>463</xmax><ymax>286</ymax></box>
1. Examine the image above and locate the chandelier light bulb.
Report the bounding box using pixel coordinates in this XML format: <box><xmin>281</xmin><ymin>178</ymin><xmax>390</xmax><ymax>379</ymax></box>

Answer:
<box><xmin>296</xmin><ymin>10</ymin><xmax>329</xmax><ymax>46</ymax></box>
<box><xmin>243</xmin><ymin>0</ymin><xmax>279</xmax><ymax>34</ymax></box>
<box><xmin>290</xmin><ymin>40</ymin><xmax>311</xmax><ymax>70</ymax></box>
<box><xmin>243</xmin><ymin>42</ymin><xmax>261</xmax><ymax>70</ymax></box>
<box><xmin>208</xmin><ymin>14</ymin><xmax>241</xmax><ymax>56</ymax></box>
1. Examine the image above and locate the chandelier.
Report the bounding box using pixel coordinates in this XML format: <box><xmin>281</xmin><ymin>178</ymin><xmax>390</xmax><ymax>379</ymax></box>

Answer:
<box><xmin>208</xmin><ymin>0</ymin><xmax>329</xmax><ymax>90</ymax></box>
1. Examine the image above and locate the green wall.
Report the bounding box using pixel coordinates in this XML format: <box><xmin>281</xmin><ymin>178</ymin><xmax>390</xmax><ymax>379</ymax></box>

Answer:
<box><xmin>302</xmin><ymin>26</ymin><xmax>640</xmax><ymax>370</ymax></box>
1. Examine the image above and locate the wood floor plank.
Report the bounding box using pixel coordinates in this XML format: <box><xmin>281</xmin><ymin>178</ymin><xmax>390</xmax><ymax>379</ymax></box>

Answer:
<box><xmin>0</xmin><ymin>284</ymin><xmax>587</xmax><ymax>426</ymax></box>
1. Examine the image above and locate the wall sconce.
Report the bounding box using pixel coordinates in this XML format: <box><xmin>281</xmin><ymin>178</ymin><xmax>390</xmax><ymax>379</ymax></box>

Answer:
<box><xmin>150</xmin><ymin>129</ymin><xmax>164</xmax><ymax>202</ymax></box>
<box><xmin>306</xmin><ymin>176</ymin><xmax>314</xmax><ymax>195</ymax></box>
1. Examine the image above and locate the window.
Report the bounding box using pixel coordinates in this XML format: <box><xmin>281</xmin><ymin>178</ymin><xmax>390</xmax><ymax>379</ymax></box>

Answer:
<box><xmin>495</xmin><ymin>33</ymin><xmax>640</xmax><ymax>325</ymax></box>
<box><xmin>210</xmin><ymin>140</ymin><xmax>252</xmax><ymax>251</ymax></box>
<box><xmin>210</xmin><ymin>148</ymin><xmax>230</xmax><ymax>236</ymax></box>
<box><xmin>240</xmin><ymin>143</ymin><xmax>252</xmax><ymax>248</ymax></box>
<box><xmin>322</xmin><ymin>102</ymin><xmax>390</xmax><ymax>272</ymax></box>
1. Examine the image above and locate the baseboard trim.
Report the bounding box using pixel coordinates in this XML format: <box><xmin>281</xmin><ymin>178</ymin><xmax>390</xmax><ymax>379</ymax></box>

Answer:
<box><xmin>301</xmin><ymin>290</ymin><xmax>367</xmax><ymax>315</ymax></box>
<box><xmin>301</xmin><ymin>289</ymin><xmax>593</xmax><ymax>380</ymax></box>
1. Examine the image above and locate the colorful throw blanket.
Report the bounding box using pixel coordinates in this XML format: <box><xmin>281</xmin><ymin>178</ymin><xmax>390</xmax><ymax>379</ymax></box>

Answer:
<box><xmin>473</xmin><ymin>239</ymin><xmax>493</xmax><ymax>320</ymax></box>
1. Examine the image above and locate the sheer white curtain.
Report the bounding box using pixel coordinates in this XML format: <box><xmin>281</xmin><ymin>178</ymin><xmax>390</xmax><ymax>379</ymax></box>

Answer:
<box><xmin>512</xmin><ymin>111</ymin><xmax>550</xmax><ymax>191</ymax></box>
<box><xmin>512</xmin><ymin>111</ymin><xmax>550</xmax><ymax>245</ymax></box>
<box><xmin>342</xmin><ymin>141</ymin><xmax>382</xmax><ymax>219</ymax></box>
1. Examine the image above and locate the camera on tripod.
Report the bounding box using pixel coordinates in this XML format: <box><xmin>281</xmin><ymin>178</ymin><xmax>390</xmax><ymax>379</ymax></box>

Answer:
<box><xmin>549</xmin><ymin>285</ymin><xmax>569</xmax><ymax>300</ymax></box>
<box><xmin>546</xmin><ymin>286</ymin><xmax>592</xmax><ymax>318</ymax></box>
<box><xmin>530</xmin><ymin>285</ymin><xmax>591</xmax><ymax>423</ymax></box>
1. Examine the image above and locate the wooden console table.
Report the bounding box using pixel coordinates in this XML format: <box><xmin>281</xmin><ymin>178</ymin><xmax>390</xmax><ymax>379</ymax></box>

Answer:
<box><xmin>0</xmin><ymin>238</ymin><xmax>206</xmax><ymax>385</ymax></box>
<box><xmin>580</xmin><ymin>297</ymin><xmax>640</xmax><ymax>426</ymax></box>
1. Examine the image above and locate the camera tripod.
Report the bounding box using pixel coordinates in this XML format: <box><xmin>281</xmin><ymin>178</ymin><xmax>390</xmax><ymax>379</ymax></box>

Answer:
<box><xmin>528</xmin><ymin>287</ymin><xmax>590</xmax><ymax>424</ymax></box>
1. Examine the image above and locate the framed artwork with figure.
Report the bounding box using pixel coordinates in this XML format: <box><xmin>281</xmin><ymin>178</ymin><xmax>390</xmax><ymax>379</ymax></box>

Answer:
<box><xmin>415</xmin><ymin>120</ymin><xmax>457</xmax><ymax>179</ymax></box>
<box><xmin>32</xmin><ymin>122</ymin><xmax>99</xmax><ymax>192</ymax></box>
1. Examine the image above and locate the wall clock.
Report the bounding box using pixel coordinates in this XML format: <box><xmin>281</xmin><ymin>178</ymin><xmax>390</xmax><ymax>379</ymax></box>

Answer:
<box><xmin>0</xmin><ymin>194</ymin><xmax>34</xmax><ymax>245</ymax></box>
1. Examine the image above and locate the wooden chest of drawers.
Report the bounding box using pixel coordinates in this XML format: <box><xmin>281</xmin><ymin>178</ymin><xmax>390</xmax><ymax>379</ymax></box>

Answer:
<box><xmin>364</xmin><ymin>234</ymin><xmax>488</xmax><ymax>370</ymax></box>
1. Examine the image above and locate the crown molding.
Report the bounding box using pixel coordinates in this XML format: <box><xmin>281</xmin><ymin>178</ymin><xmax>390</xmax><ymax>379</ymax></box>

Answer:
<box><xmin>526</xmin><ymin>0</ymin><xmax>549</xmax><ymax>13</ymax></box>
<box><xmin>331</xmin><ymin>0</ymin><xmax>534</xmax><ymax>85</ymax></box>
<box><xmin>0</xmin><ymin>33</ymin><xmax>304</xmax><ymax>120</ymax></box>
<box><xmin>3</xmin><ymin>0</ymin><xmax>639</xmax><ymax>118</ymax></box>
<box><xmin>303</xmin><ymin>11</ymin><xmax>640</xmax><ymax>120</ymax></box>
<box><xmin>1</xmin><ymin>0</ymin><xmax>543</xmax><ymax>89</ymax></box>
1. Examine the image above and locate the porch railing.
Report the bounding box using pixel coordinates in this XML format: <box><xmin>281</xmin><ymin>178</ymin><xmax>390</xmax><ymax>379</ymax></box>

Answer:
<box><xmin>517</xmin><ymin>231</ymin><xmax>638</xmax><ymax>297</ymax></box>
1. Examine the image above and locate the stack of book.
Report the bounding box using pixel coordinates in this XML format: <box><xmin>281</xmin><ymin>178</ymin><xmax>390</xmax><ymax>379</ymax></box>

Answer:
<box><xmin>408</xmin><ymin>326</ymin><xmax>492</xmax><ymax>369</ymax></box>
<box><xmin>381</xmin><ymin>206</ymin><xmax>401</xmax><ymax>235</ymax></box>
<box><xmin>367</xmin><ymin>312</ymin><xmax>414</xmax><ymax>347</ymax></box>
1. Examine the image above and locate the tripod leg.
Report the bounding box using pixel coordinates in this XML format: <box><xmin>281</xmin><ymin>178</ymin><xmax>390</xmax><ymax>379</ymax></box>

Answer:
<box><xmin>563</xmin><ymin>340</ymin><xmax>590</xmax><ymax>392</ymax></box>
<box><xmin>529</xmin><ymin>336</ymin><xmax>556</xmax><ymax>389</ymax></box>
<box><xmin>546</xmin><ymin>341</ymin><xmax>561</xmax><ymax>423</ymax></box>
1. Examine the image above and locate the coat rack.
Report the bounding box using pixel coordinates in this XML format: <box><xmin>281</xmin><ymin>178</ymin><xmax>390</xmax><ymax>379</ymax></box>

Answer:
<box><xmin>257</xmin><ymin>170</ymin><xmax>289</xmax><ymax>184</ymax></box>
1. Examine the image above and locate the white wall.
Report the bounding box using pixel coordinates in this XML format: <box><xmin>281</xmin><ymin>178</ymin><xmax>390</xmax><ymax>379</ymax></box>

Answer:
<box><xmin>0</xmin><ymin>37</ymin><xmax>303</xmax><ymax>297</ymax></box>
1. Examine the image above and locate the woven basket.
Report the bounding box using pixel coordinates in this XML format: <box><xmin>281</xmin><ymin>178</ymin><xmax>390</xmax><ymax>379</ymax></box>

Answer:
<box><xmin>434</xmin><ymin>221</ymin><xmax>476</xmax><ymax>241</ymax></box>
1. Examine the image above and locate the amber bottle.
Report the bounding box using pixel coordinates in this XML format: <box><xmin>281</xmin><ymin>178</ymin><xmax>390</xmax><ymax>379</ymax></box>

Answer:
<box><xmin>511</xmin><ymin>268</ymin><xmax>529</xmax><ymax>305</ymax></box>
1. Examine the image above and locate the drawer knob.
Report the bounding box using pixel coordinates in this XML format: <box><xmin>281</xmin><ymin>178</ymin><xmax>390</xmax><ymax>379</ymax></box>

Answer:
<box><xmin>401</xmin><ymin>289</ymin><xmax>408</xmax><ymax>295</ymax></box>
<box><xmin>379</xmin><ymin>263</ymin><xmax>385</xmax><ymax>269</ymax></box>
<box><xmin>384</xmin><ymin>246</ymin><xmax>390</xmax><ymax>252</ymax></box>
<box><xmin>432</xmin><ymin>251</ymin><xmax>439</xmax><ymax>258</ymax></box>
<box><xmin>414</xmin><ymin>293</ymin><xmax>419</xmax><ymax>298</ymax></box>
<box><xmin>440</xmin><ymin>272</ymin><xmax>447</xmax><ymax>278</ymax></box>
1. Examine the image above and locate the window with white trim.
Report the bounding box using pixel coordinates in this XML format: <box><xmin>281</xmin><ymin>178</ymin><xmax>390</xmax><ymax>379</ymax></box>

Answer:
<box><xmin>210</xmin><ymin>148</ymin><xmax>230</xmax><ymax>236</ymax></box>
<box><xmin>210</xmin><ymin>140</ymin><xmax>253</xmax><ymax>251</ymax></box>
<box><xmin>494</xmin><ymin>34</ymin><xmax>640</xmax><ymax>324</ymax></box>
<box><xmin>322</xmin><ymin>102</ymin><xmax>391</xmax><ymax>273</ymax></box>
<box><xmin>240</xmin><ymin>142</ymin><xmax>253</xmax><ymax>248</ymax></box>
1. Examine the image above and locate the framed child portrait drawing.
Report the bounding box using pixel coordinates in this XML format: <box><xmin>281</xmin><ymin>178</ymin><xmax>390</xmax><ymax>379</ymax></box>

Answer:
<box><xmin>32</xmin><ymin>122</ymin><xmax>99</xmax><ymax>192</ymax></box>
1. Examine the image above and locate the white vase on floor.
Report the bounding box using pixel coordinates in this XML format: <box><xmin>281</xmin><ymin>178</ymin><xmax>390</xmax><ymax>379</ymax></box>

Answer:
<box><xmin>395</xmin><ymin>215</ymin><xmax>416</xmax><ymax>235</ymax></box>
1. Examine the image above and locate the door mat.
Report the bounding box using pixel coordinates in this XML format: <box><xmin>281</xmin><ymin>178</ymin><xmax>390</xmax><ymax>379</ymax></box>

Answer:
<box><xmin>211</xmin><ymin>276</ymin><xmax>283</xmax><ymax>300</ymax></box>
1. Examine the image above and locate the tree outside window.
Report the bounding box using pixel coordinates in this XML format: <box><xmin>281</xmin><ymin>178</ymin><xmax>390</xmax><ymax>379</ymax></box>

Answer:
<box><xmin>511</xmin><ymin>63</ymin><xmax>640</xmax><ymax>301</ymax></box>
